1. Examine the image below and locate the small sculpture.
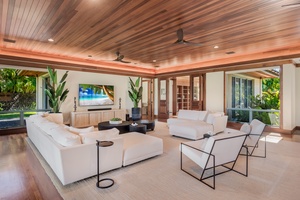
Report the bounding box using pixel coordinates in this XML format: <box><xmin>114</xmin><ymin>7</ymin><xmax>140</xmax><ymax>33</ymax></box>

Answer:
<box><xmin>74</xmin><ymin>97</ymin><xmax>77</xmax><ymax>112</ymax></box>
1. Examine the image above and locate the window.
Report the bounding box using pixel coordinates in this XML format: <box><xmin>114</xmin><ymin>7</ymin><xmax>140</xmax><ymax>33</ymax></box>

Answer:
<box><xmin>232</xmin><ymin>77</ymin><xmax>253</xmax><ymax>108</ymax></box>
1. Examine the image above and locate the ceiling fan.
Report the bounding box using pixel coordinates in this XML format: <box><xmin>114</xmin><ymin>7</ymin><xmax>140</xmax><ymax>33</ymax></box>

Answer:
<box><xmin>281</xmin><ymin>2</ymin><xmax>300</xmax><ymax>7</ymax></box>
<box><xmin>174</xmin><ymin>28</ymin><xmax>202</xmax><ymax>46</ymax></box>
<box><xmin>113</xmin><ymin>52</ymin><xmax>131</xmax><ymax>63</ymax></box>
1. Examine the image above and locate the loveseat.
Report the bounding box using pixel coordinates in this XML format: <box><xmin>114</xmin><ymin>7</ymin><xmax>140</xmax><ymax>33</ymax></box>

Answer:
<box><xmin>168</xmin><ymin>110</ymin><xmax>228</xmax><ymax>140</ymax></box>
<box><xmin>26</xmin><ymin>114</ymin><xmax>163</xmax><ymax>185</ymax></box>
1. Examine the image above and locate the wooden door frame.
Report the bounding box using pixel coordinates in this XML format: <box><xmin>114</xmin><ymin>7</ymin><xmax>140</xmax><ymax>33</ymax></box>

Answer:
<box><xmin>141</xmin><ymin>78</ymin><xmax>154</xmax><ymax>119</ymax></box>
<box><xmin>158</xmin><ymin>78</ymin><xmax>169</xmax><ymax>120</ymax></box>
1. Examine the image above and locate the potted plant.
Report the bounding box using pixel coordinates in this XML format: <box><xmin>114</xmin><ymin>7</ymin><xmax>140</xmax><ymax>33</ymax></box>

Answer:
<box><xmin>109</xmin><ymin>117</ymin><xmax>122</xmax><ymax>124</ymax></box>
<box><xmin>128</xmin><ymin>77</ymin><xmax>143</xmax><ymax>121</ymax></box>
<box><xmin>44</xmin><ymin>66</ymin><xmax>69</xmax><ymax>123</ymax></box>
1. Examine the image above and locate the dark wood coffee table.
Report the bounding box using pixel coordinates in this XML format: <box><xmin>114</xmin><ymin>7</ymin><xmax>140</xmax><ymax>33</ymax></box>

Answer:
<box><xmin>136</xmin><ymin>120</ymin><xmax>155</xmax><ymax>131</ymax></box>
<box><xmin>98</xmin><ymin>121</ymin><xmax>131</xmax><ymax>134</ymax></box>
<box><xmin>129</xmin><ymin>124</ymin><xmax>147</xmax><ymax>134</ymax></box>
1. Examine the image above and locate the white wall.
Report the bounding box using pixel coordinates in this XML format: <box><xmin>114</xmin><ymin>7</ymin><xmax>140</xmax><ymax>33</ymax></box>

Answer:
<box><xmin>206</xmin><ymin>71</ymin><xmax>224</xmax><ymax>112</ymax></box>
<box><xmin>57</xmin><ymin>70</ymin><xmax>130</xmax><ymax>123</ymax></box>
<box><xmin>154</xmin><ymin>78</ymin><xmax>158</xmax><ymax>116</ymax></box>
<box><xmin>282</xmin><ymin>64</ymin><xmax>296</xmax><ymax>130</ymax></box>
<box><xmin>296</xmin><ymin>68</ymin><xmax>300</xmax><ymax>126</ymax></box>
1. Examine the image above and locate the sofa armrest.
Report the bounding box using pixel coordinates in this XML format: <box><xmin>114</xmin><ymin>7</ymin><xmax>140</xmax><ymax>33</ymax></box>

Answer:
<box><xmin>212</xmin><ymin>116</ymin><xmax>228</xmax><ymax>133</ymax></box>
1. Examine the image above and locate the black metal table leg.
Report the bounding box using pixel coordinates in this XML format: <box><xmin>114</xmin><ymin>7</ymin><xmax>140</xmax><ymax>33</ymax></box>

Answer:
<box><xmin>96</xmin><ymin>140</ymin><xmax>114</xmax><ymax>189</ymax></box>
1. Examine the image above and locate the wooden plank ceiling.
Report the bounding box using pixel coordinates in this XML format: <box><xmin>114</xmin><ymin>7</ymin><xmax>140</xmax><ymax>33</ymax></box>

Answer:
<box><xmin>0</xmin><ymin>0</ymin><xmax>300</xmax><ymax>77</ymax></box>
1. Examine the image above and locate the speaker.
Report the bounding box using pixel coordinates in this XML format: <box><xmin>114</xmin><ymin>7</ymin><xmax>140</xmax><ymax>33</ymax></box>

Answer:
<box><xmin>88</xmin><ymin>108</ymin><xmax>112</xmax><ymax>111</ymax></box>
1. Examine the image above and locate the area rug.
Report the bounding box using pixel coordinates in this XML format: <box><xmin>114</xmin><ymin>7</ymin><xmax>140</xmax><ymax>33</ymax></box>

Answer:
<box><xmin>26</xmin><ymin>122</ymin><xmax>300</xmax><ymax>200</ymax></box>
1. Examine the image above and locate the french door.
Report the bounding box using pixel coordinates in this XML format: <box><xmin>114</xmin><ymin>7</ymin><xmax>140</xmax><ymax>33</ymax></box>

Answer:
<box><xmin>158</xmin><ymin>78</ymin><xmax>169</xmax><ymax>121</ymax></box>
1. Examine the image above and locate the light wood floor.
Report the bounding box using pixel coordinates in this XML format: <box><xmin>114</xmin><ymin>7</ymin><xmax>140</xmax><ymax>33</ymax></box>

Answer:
<box><xmin>0</xmin><ymin>126</ymin><xmax>299</xmax><ymax>200</ymax></box>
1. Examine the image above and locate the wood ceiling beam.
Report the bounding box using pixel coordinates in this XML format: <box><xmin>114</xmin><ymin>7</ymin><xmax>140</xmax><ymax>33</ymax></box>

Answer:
<box><xmin>155</xmin><ymin>59</ymin><xmax>291</xmax><ymax>78</ymax></box>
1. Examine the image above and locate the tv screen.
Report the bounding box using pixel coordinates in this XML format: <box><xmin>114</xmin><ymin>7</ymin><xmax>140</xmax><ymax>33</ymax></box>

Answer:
<box><xmin>78</xmin><ymin>84</ymin><xmax>114</xmax><ymax>106</ymax></box>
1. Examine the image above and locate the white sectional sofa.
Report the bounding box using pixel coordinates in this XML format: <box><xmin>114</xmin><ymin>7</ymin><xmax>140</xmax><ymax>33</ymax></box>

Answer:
<box><xmin>26</xmin><ymin>114</ymin><xmax>163</xmax><ymax>185</ymax></box>
<box><xmin>168</xmin><ymin>110</ymin><xmax>228</xmax><ymax>140</ymax></box>
<box><xmin>167</xmin><ymin>110</ymin><xmax>208</xmax><ymax>125</ymax></box>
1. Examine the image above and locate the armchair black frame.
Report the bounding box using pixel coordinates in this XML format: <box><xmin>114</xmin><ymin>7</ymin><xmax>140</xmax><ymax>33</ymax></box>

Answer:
<box><xmin>180</xmin><ymin>134</ymin><xmax>248</xmax><ymax>189</ymax></box>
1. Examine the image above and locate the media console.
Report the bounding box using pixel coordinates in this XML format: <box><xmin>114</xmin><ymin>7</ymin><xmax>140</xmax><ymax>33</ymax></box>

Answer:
<box><xmin>70</xmin><ymin>109</ymin><xmax>126</xmax><ymax>128</ymax></box>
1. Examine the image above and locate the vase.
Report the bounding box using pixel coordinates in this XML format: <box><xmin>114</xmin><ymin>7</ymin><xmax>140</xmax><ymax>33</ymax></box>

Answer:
<box><xmin>131</xmin><ymin>107</ymin><xmax>141</xmax><ymax>121</ymax></box>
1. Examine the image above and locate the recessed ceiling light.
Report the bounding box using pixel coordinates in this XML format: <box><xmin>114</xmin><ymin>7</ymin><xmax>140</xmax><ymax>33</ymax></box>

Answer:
<box><xmin>214</xmin><ymin>45</ymin><xmax>219</xmax><ymax>49</ymax></box>
<box><xmin>48</xmin><ymin>38</ymin><xmax>54</xmax><ymax>42</ymax></box>
<box><xmin>153</xmin><ymin>60</ymin><xmax>157</xmax><ymax>62</ymax></box>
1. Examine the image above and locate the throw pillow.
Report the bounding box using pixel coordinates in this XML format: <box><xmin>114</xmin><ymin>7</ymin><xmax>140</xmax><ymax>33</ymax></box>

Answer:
<box><xmin>69</xmin><ymin>126</ymin><xmax>95</xmax><ymax>135</ymax></box>
<box><xmin>51</xmin><ymin>126</ymin><xmax>82</xmax><ymax>147</ymax></box>
<box><xmin>39</xmin><ymin>122</ymin><xmax>61</xmax><ymax>135</ymax></box>
<box><xmin>240</xmin><ymin>123</ymin><xmax>251</xmax><ymax>134</ymax></box>
<box><xmin>205</xmin><ymin>113</ymin><xmax>223</xmax><ymax>124</ymax></box>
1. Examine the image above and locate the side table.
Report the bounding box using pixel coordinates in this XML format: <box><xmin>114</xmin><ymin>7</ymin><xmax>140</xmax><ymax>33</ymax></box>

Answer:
<box><xmin>129</xmin><ymin>124</ymin><xmax>147</xmax><ymax>134</ymax></box>
<box><xmin>96</xmin><ymin>140</ymin><xmax>114</xmax><ymax>189</ymax></box>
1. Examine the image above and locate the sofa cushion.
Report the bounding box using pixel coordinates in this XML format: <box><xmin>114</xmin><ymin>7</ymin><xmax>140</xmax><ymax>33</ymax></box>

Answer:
<box><xmin>69</xmin><ymin>126</ymin><xmax>95</xmax><ymax>135</ymax></box>
<box><xmin>43</xmin><ymin>113</ymin><xmax>64</xmax><ymax>124</ymax></box>
<box><xmin>205</xmin><ymin>113</ymin><xmax>224</xmax><ymax>124</ymax></box>
<box><xmin>51</xmin><ymin>126</ymin><xmax>81</xmax><ymax>147</ymax></box>
<box><xmin>39</xmin><ymin>122</ymin><xmax>62</xmax><ymax>135</ymax></box>
<box><xmin>178</xmin><ymin>110</ymin><xmax>200</xmax><ymax>120</ymax></box>
<box><xmin>30</xmin><ymin>115</ymin><xmax>49</xmax><ymax>124</ymax></box>
<box><xmin>80</xmin><ymin>128</ymin><xmax>120</xmax><ymax>144</ymax></box>
<box><xmin>198</xmin><ymin>111</ymin><xmax>208</xmax><ymax>121</ymax></box>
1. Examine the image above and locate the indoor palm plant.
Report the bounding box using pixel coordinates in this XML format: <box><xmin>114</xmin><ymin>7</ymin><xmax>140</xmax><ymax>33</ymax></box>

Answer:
<box><xmin>45</xmin><ymin>66</ymin><xmax>69</xmax><ymax>113</ymax></box>
<box><xmin>128</xmin><ymin>77</ymin><xmax>143</xmax><ymax>120</ymax></box>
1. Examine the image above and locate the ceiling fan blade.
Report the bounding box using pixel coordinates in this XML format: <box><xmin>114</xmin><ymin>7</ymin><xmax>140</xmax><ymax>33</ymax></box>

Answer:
<box><xmin>185</xmin><ymin>41</ymin><xmax>203</xmax><ymax>47</ymax></box>
<box><xmin>282</xmin><ymin>3</ymin><xmax>300</xmax><ymax>7</ymax></box>
<box><xmin>176</xmin><ymin>28</ymin><xmax>184</xmax><ymax>41</ymax></box>
<box><xmin>174</xmin><ymin>28</ymin><xmax>202</xmax><ymax>46</ymax></box>
<box><xmin>121</xmin><ymin>60</ymin><xmax>131</xmax><ymax>63</ymax></box>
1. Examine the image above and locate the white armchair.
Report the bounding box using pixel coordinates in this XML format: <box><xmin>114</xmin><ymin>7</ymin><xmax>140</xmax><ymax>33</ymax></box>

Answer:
<box><xmin>240</xmin><ymin>119</ymin><xmax>266</xmax><ymax>158</ymax></box>
<box><xmin>180</xmin><ymin>130</ymin><xmax>248</xmax><ymax>189</ymax></box>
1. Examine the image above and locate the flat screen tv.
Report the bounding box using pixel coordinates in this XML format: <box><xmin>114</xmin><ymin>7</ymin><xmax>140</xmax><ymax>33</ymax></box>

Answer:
<box><xmin>78</xmin><ymin>84</ymin><xmax>114</xmax><ymax>106</ymax></box>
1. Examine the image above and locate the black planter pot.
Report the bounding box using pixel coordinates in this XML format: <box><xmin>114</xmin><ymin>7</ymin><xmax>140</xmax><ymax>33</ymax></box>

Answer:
<box><xmin>131</xmin><ymin>107</ymin><xmax>141</xmax><ymax>121</ymax></box>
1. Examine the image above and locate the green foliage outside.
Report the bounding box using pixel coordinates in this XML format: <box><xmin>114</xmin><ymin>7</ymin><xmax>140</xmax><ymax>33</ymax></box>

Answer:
<box><xmin>0</xmin><ymin>68</ymin><xmax>36</xmax><ymax>111</ymax></box>
<box><xmin>0</xmin><ymin>112</ymin><xmax>37</xmax><ymax>120</ymax></box>
<box><xmin>234</xmin><ymin>78</ymin><xmax>280</xmax><ymax>125</ymax></box>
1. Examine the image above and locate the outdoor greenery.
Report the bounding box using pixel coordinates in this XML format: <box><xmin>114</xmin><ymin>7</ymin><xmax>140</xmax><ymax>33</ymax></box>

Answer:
<box><xmin>233</xmin><ymin>78</ymin><xmax>280</xmax><ymax>125</ymax></box>
<box><xmin>0</xmin><ymin>68</ymin><xmax>36</xmax><ymax>111</ymax></box>
<box><xmin>0</xmin><ymin>112</ymin><xmax>37</xmax><ymax>120</ymax></box>
<box><xmin>44</xmin><ymin>67</ymin><xmax>69</xmax><ymax>113</ymax></box>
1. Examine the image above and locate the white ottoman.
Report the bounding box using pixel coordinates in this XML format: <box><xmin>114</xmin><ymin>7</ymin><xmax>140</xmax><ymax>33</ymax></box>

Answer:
<box><xmin>120</xmin><ymin>132</ymin><xmax>163</xmax><ymax>166</ymax></box>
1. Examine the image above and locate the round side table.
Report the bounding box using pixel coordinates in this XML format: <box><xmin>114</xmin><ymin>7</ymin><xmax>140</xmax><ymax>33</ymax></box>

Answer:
<box><xmin>96</xmin><ymin>140</ymin><xmax>114</xmax><ymax>189</ymax></box>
